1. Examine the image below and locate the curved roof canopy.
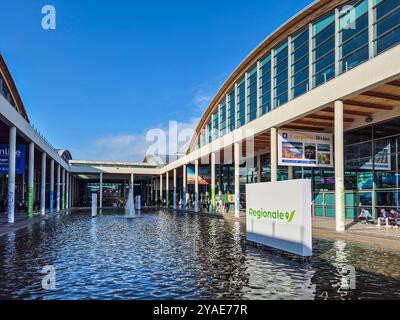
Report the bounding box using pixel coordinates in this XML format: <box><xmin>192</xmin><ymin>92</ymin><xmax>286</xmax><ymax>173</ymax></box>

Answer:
<box><xmin>186</xmin><ymin>0</ymin><xmax>346</xmax><ymax>153</ymax></box>
<box><xmin>0</xmin><ymin>53</ymin><xmax>29</xmax><ymax>121</ymax></box>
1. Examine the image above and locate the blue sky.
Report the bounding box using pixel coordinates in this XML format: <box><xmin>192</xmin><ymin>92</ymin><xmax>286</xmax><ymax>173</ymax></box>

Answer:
<box><xmin>0</xmin><ymin>0</ymin><xmax>313</xmax><ymax>161</ymax></box>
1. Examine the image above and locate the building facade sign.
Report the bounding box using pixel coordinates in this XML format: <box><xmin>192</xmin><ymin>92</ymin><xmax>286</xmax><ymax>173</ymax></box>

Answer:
<box><xmin>278</xmin><ymin>130</ymin><xmax>333</xmax><ymax>168</ymax></box>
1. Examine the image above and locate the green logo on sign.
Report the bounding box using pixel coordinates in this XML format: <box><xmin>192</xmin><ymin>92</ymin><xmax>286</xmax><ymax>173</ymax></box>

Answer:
<box><xmin>248</xmin><ymin>208</ymin><xmax>296</xmax><ymax>223</ymax></box>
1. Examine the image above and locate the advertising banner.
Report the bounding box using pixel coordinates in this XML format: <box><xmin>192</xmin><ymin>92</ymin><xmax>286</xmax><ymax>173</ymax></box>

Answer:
<box><xmin>278</xmin><ymin>130</ymin><xmax>333</xmax><ymax>168</ymax></box>
<box><xmin>246</xmin><ymin>179</ymin><xmax>312</xmax><ymax>257</ymax></box>
<box><xmin>187</xmin><ymin>166</ymin><xmax>210</xmax><ymax>185</ymax></box>
<box><xmin>0</xmin><ymin>144</ymin><xmax>26</xmax><ymax>174</ymax></box>
<box><xmin>361</xmin><ymin>143</ymin><xmax>391</xmax><ymax>171</ymax></box>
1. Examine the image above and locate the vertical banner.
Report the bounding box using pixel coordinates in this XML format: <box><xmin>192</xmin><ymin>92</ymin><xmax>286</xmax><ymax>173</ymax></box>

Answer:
<box><xmin>211</xmin><ymin>186</ymin><xmax>216</xmax><ymax>212</ymax></box>
<box><xmin>49</xmin><ymin>191</ymin><xmax>54</xmax><ymax>214</ymax></box>
<box><xmin>28</xmin><ymin>187</ymin><xmax>34</xmax><ymax>218</ymax></box>
<box><xmin>0</xmin><ymin>144</ymin><xmax>26</xmax><ymax>174</ymax></box>
<box><xmin>278</xmin><ymin>130</ymin><xmax>333</xmax><ymax>168</ymax></box>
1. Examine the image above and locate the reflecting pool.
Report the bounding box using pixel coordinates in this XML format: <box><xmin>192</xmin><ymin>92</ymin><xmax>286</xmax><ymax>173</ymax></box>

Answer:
<box><xmin>0</xmin><ymin>209</ymin><xmax>399</xmax><ymax>300</ymax></box>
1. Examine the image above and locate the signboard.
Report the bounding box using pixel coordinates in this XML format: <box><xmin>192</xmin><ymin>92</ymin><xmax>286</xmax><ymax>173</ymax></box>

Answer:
<box><xmin>187</xmin><ymin>166</ymin><xmax>210</xmax><ymax>185</ymax></box>
<box><xmin>246</xmin><ymin>179</ymin><xmax>312</xmax><ymax>257</ymax></box>
<box><xmin>361</xmin><ymin>143</ymin><xmax>391</xmax><ymax>171</ymax></box>
<box><xmin>0</xmin><ymin>144</ymin><xmax>26</xmax><ymax>174</ymax></box>
<box><xmin>278</xmin><ymin>130</ymin><xmax>333</xmax><ymax>168</ymax></box>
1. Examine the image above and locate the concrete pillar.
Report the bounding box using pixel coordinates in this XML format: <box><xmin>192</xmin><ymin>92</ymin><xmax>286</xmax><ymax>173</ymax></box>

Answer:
<box><xmin>211</xmin><ymin>152</ymin><xmax>216</xmax><ymax>212</ymax></box>
<box><xmin>166</xmin><ymin>171</ymin><xmax>170</xmax><ymax>208</ymax></box>
<box><xmin>288</xmin><ymin>166</ymin><xmax>294</xmax><ymax>180</ymax></box>
<box><xmin>49</xmin><ymin>159</ymin><xmax>54</xmax><ymax>214</ymax></box>
<box><xmin>182</xmin><ymin>164</ymin><xmax>187</xmax><ymax>210</ymax></box>
<box><xmin>56</xmin><ymin>164</ymin><xmax>61</xmax><ymax>211</ymax></box>
<box><xmin>194</xmin><ymin>159</ymin><xmax>199</xmax><ymax>212</ymax></box>
<box><xmin>28</xmin><ymin>142</ymin><xmax>35</xmax><ymax>218</ymax></box>
<box><xmin>234</xmin><ymin>142</ymin><xmax>240</xmax><ymax>218</ymax></box>
<box><xmin>159</xmin><ymin>174</ymin><xmax>163</xmax><ymax>206</ymax></box>
<box><xmin>99</xmin><ymin>172</ymin><xmax>103</xmax><ymax>209</ymax></box>
<box><xmin>270</xmin><ymin>127</ymin><xmax>278</xmax><ymax>182</ymax></box>
<box><xmin>155</xmin><ymin>176</ymin><xmax>158</xmax><ymax>203</ymax></box>
<box><xmin>40</xmin><ymin>152</ymin><xmax>46</xmax><ymax>215</ymax></box>
<box><xmin>7</xmin><ymin>126</ymin><xmax>16</xmax><ymax>224</ymax></box>
<box><xmin>62</xmin><ymin>168</ymin><xmax>66</xmax><ymax>210</ymax></box>
<box><xmin>335</xmin><ymin>100</ymin><xmax>345</xmax><ymax>232</ymax></box>
<box><xmin>256</xmin><ymin>153</ymin><xmax>261</xmax><ymax>183</ymax></box>
<box><xmin>66</xmin><ymin>172</ymin><xmax>69</xmax><ymax>209</ymax></box>
<box><xmin>173</xmin><ymin>169</ymin><xmax>177</xmax><ymax>210</ymax></box>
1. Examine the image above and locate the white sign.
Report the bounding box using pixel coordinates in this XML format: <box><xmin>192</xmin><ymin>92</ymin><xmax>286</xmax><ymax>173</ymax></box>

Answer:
<box><xmin>278</xmin><ymin>130</ymin><xmax>333</xmax><ymax>168</ymax></box>
<box><xmin>246</xmin><ymin>179</ymin><xmax>312</xmax><ymax>257</ymax></box>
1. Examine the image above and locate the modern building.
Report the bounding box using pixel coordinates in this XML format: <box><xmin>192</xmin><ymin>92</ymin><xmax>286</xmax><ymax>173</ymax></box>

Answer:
<box><xmin>1</xmin><ymin>0</ymin><xmax>400</xmax><ymax>231</ymax></box>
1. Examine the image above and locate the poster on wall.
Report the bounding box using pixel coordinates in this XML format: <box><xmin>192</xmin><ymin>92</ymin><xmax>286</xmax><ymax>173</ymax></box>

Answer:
<box><xmin>360</xmin><ymin>144</ymin><xmax>391</xmax><ymax>171</ymax></box>
<box><xmin>278</xmin><ymin>130</ymin><xmax>333</xmax><ymax>168</ymax></box>
<box><xmin>187</xmin><ymin>166</ymin><xmax>210</xmax><ymax>185</ymax></box>
<box><xmin>0</xmin><ymin>144</ymin><xmax>26</xmax><ymax>174</ymax></box>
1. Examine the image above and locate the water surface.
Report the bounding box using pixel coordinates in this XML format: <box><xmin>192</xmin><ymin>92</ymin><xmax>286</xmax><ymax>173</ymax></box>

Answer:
<box><xmin>0</xmin><ymin>209</ymin><xmax>399</xmax><ymax>300</ymax></box>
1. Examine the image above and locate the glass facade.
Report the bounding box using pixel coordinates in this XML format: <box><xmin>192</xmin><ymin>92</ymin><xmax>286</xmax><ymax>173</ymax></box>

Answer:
<box><xmin>195</xmin><ymin>0</ymin><xmax>400</xmax><ymax>150</ymax></box>
<box><xmin>219</xmin><ymin>98</ymin><xmax>227</xmax><ymax>137</ymax></box>
<box><xmin>227</xmin><ymin>89</ymin><xmax>235</xmax><ymax>133</ymax></box>
<box><xmin>0</xmin><ymin>73</ymin><xmax>16</xmax><ymax>108</ymax></box>
<box><xmin>291</xmin><ymin>27</ymin><xmax>310</xmax><ymax>98</ymax></box>
<box><xmin>259</xmin><ymin>54</ymin><xmax>272</xmax><ymax>116</ymax></box>
<box><xmin>374</xmin><ymin>0</ymin><xmax>400</xmax><ymax>54</ymax></box>
<box><xmin>340</xmin><ymin>0</ymin><xmax>369</xmax><ymax>74</ymax></box>
<box><xmin>236</xmin><ymin>78</ymin><xmax>246</xmax><ymax>128</ymax></box>
<box><xmin>247</xmin><ymin>66</ymin><xmax>258</xmax><ymax>122</ymax></box>
<box><xmin>274</xmin><ymin>41</ymin><xmax>289</xmax><ymax>107</ymax></box>
<box><xmin>312</xmin><ymin>12</ymin><xmax>336</xmax><ymax>88</ymax></box>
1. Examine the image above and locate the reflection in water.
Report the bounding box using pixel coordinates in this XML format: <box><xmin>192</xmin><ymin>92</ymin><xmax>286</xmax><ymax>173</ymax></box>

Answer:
<box><xmin>0</xmin><ymin>209</ymin><xmax>399</xmax><ymax>300</ymax></box>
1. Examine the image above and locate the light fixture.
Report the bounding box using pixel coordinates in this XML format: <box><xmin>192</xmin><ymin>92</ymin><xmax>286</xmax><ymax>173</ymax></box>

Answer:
<box><xmin>365</xmin><ymin>116</ymin><xmax>373</xmax><ymax>123</ymax></box>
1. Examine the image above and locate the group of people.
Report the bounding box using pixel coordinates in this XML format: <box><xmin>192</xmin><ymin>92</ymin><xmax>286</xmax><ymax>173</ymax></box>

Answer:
<box><xmin>359</xmin><ymin>208</ymin><xmax>400</xmax><ymax>227</ymax></box>
<box><xmin>1</xmin><ymin>199</ymin><xmax>39</xmax><ymax>215</ymax></box>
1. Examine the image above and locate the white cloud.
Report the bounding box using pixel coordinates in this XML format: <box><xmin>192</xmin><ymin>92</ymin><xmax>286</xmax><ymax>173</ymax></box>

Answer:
<box><xmin>72</xmin><ymin>117</ymin><xmax>201</xmax><ymax>162</ymax></box>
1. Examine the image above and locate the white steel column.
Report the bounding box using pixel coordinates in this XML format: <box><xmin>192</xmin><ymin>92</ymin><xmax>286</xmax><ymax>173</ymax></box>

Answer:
<box><xmin>28</xmin><ymin>142</ymin><xmax>35</xmax><ymax>218</ymax></box>
<box><xmin>173</xmin><ymin>169</ymin><xmax>177</xmax><ymax>210</ymax></box>
<box><xmin>182</xmin><ymin>164</ymin><xmax>187</xmax><ymax>209</ymax></box>
<box><xmin>234</xmin><ymin>142</ymin><xmax>240</xmax><ymax>218</ymax></box>
<box><xmin>211</xmin><ymin>152</ymin><xmax>216</xmax><ymax>212</ymax></box>
<box><xmin>62</xmin><ymin>168</ymin><xmax>66</xmax><ymax>210</ymax></box>
<box><xmin>166</xmin><ymin>171</ymin><xmax>170</xmax><ymax>208</ymax></box>
<box><xmin>288</xmin><ymin>166</ymin><xmax>294</xmax><ymax>180</ymax></box>
<box><xmin>40</xmin><ymin>152</ymin><xmax>46</xmax><ymax>216</ymax></box>
<box><xmin>99</xmin><ymin>172</ymin><xmax>103</xmax><ymax>209</ymax></box>
<box><xmin>56</xmin><ymin>164</ymin><xmax>61</xmax><ymax>211</ymax></box>
<box><xmin>368</xmin><ymin>0</ymin><xmax>376</xmax><ymax>59</ymax></box>
<box><xmin>50</xmin><ymin>159</ymin><xmax>54</xmax><ymax>214</ymax></box>
<box><xmin>7</xmin><ymin>126</ymin><xmax>16</xmax><ymax>224</ymax></box>
<box><xmin>335</xmin><ymin>100</ymin><xmax>346</xmax><ymax>232</ymax></box>
<box><xmin>66</xmin><ymin>172</ymin><xmax>69</xmax><ymax>209</ymax></box>
<box><xmin>155</xmin><ymin>176</ymin><xmax>158</xmax><ymax>203</ymax></box>
<box><xmin>159</xmin><ymin>174</ymin><xmax>163</xmax><ymax>206</ymax></box>
<box><xmin>270</xmin><ymin>127</ymin><xmax>278</xmax><ymax>182</ymax></box>
<box><xmin>194</xmin><ymin>159</ymin><xmax>199</xmax><ymax>212</ymax></box>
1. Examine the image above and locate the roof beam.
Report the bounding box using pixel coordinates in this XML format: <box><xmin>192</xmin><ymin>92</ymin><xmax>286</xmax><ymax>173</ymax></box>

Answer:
<box><xmin>344</xmin><ymin>100</ymin><xmax>393</xmax><ymax>110</ymax></box>
<box><xmin>324</xmin><ymin>107</ymin><xmax>372</xmax><ymax>117</ymax></box>
<box><xmin>306</xmin><ymin>114</ymin><xmax>354</xmax><ymax>122</ymax></box>
<box><xmin>361</xmin><ymin>91</ymin><xmax>400</xmax><ymax>101</ymax></box>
